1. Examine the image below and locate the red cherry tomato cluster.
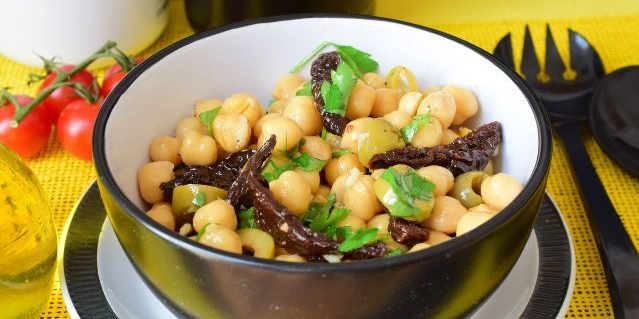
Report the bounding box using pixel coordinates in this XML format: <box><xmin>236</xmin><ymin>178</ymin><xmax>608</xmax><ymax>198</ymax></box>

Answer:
<box><xmin>0</xmin><ymin>58</ymin><xmax>140</xmax><ymax>160</ymax></box>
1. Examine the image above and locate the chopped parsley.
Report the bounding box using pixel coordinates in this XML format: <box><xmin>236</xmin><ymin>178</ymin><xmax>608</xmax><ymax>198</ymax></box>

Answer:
<box><xmin>238</xmin><ymin>207</ymin><xmax>257</xmax><ymax>229</ymax></box>
<box><xmin>192</xmin><ymin>191</ymin><xmax>206</xmax><ymax>207</ymax></box>
<box><xmin>400</xmin><ymin>111</ymin><xmax>432</xmax><ymax>144</ymax></box>
<box><xmin>331</xmin><ymin>149</ymin><xmax>351</xmax><ymax>158</ymax></box>
<box><xmin>261</xmin><ymin>151</ymin><xmax>326</xmax><ymax>182</ymax></box>
<box><xmin>289</xmin><ymin>41</ymin><xmax>379</xmax><ymax>77</ymax></box>
<box><xmin>338</xmin><ymin>228</ymin><xmax>379</xmax><ymax>252</ymax></box>
<box><xmin>197</xmin><ymin>106</ymin><xmax>221</xmax><ymax>136</ymax></box>
<box><xmin>291</xmin><ymin>153</ymin><xmax>326</xmax><ymax>172</ymax></box>
<box><xmin>296</xmin><ymin>81</ymin><xmax>312</xmax><ymax>96</ymax></box>
<box><xmin>379</xmin><ymin>167</ymin><xmax>435</xmax><ymax>217</ymax></box>
<box><xmin>195</xmin><ymin>223</ymin><xmax>211</xmax><ymax>241</ymax></box>
<box><xmin>320</xmin><ymin>62</ymin><xmax>357</xmax><ymax>116</ymax></box>
<box><xmin>384</xmin><ymin>249</ymin><xmax>403</xmax><ymax>258</ymax></box>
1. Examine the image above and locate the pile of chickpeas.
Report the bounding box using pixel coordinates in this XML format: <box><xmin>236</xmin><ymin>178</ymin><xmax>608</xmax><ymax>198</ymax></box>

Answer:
<box><xmin>137</xmin><ymin>66</ymin><xmax>524</xmax><ymax>262</ymax></box>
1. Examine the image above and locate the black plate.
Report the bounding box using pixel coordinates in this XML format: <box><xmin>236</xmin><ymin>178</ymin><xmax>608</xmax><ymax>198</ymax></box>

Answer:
<box><xmin>61</xmin><ymin>182</ymin><xmax>573</xmax><ymax>318</ymax></box>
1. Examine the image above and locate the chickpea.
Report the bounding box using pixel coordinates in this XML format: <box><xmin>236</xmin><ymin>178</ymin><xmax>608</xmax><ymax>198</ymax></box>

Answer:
<box><xmin>315</xmin><ymin>185</ymin><xmax>331</xmax><ymax>197</ymax></box>
<box><xmin>324</xmin><ymin>153</ymin><xmax>365</xmax><ymax>186</ymax></box>
<box><xmin>175</xmin><ymin>117</ymin><xmax>208</xmax><ymax>140</ymax></box>
<box><xmin>193</xmin><ymin>199</ymin><xmax>237</xmax><ymax>231</ymax></box>
<box><xmin>468</xmin><ymin>204</ymin><xmax>498</xmax><ymax>215</ymax></box>
<box><xmin>300</xmin><ymin>136</ymin><xmax>331</xmax><ymax>161</ymax></box>
<box><xmin>343</xmin><ymin>175</ymin><xmax>379</xmax><ymax>221</ymax></box>
<box><xmin>425</xmin><ymin>231</ymin><xmax>451</xmax><ymax>246</ymax></box>
<box><xmin>422</xmin><ymin>85</ymin><xmax>444</xmax><ymax>98</ymax></box>
<box><xmin>272</xmin><ymin>74</ymin><xmax>306</xmax><ymax>101</ymax></box>
<box><xmin>362</xmin><ymin>72</ymin><xmax>387</xmax><ymax>89</ymax></box>
<box><xmin>456</xmin><ymin>212</ymin><xmax>493</xmax><ymax>236</ymax></box>
<box><xmin>336</xmin><ymin>215</ymin><xmax>366</xmax><ymax>231</ymax></box>
<box><xmin>269</xmin><ymin>171</ymin><xmax>312</xmax><ymax>216</ymax></box>
<box><xmin>417</xmin><ymin>165</ymin><xmax>454</xmax><ymax>197</ymax></box>
<box><xmin>212</xmin><ymin>113</ymin><xmax>251</xmax><ymax>153</ymax></box>
<box><xmin>268</xmin><ymin>100</ymin><xmax>286</xmax><ymax>113</ymax></box>
<box><xmin>194</xmin><ymin>99</ymin><xmax>223</xmax><ymax>117</ymax></box>
<box><xmin>340</xmin><ymin>117</ymin><xmax>372</xmax><ymax>154</ymax></box>
<box><xmin>275</xmin><ymin>254</ymin><xmax>306</xmax><ymax>262</ymax></box>
<box><xmin>149</xmin><ymin>135</ymin><xmax>181</xmax><ymax>165</ymax></box>
<box><xmin>481</xmin><ymin>173</ymin><xmax>523</xmax><ymax>210</ymax></box>
<box><xmin>410</xmin><ymin>117</ymin><xmax>443</xmax><ymax>148</ymax></box>
<box><xmin>253</xmin><ymin>113</ymin><xmax>281</xmax><ymax>139</ymax></box>
<box><xmin>383</xmin><ymin>110</ymin><xmax>412</xmax><ymax>130</ymax></box>
<box><xmin>397</xmin><ymin>91</ymin><xmax>424</xmax><ymax>116</ymax></box>
<box><xmin>370</xmin><ymin>88</ymin><xmax>402</xmax><ymax>117</ymax></box>
<box><xmin>137</xmin><ymin>161</ymin><xmax>175</xmax><ymax>204</ymax></box>
<box><xmin>441</xmin><ymin>128</ymin><xmax>460</xmax><ymax>145</ymax></box>
<box><xmin>331</xmin><ymin>168</ymin><xmax>364</xmax><ymax>204</ymax></box>
<box><xmin>444</xmin><ymin>85</ymin><xmax>479</xmax><ymax>125</ymax></box>
<box><xmin>294</xmin><ymin>167</ymin><xmax>320</xmax><ymax>193</ymax></box>
<box><xmin>283</xmin><ymin>96</ymin><xmax>322</xmax><ymax>135</ymax></box>
<box><xmin>180</xmin><ymin>131</ymin><xmax>217</xmax><ymax>166</ymax></box>
<box><xmin>258</xmin><ymin>116</ymin><xmax>303</xmax><ymax>151</ymax></box>
<box><xmin>408</xmin><ymin>243</ymin><xmax>431</xmax><ymax>253</ymax></box>
<box><xmin>367</xmin><ymin>214</ymin><xmax>390</xmax><ymax>235</ymax></box>
<box><xmin>146</xmin><ymin>203</ymin><xmax>175</xmax><ymax>230</ymax></box>
<box><xmin>221</xmin><ymin>93</ymin><xmax>264</xmax><ymax>128</ymax></box>
<box><xmin>423</xmin><ymin>196</ymin><xmax>467</xmax><ymax>234</ymax></box>
<box><xmin>198</xmin><ymin>224</ymin><xmax>242</xmax><ymax>254</ymax></box>
<box><xmin>346</xmin><ymin>80</ymin><xmax>376</xmax><ymax>120</ymax></box>
<box><xmin>417</xmin><ymin>90</ymin><xmax>456</xmax><ymax>129</ymax></box>
<box><xmin>325</xmin><ymin>132</ymin><xmax>342</xmax><ymax>150</ymax></box>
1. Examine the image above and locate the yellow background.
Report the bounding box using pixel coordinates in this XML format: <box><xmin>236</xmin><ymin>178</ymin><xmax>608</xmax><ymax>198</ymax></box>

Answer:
<box><xmin>0</xmin><ymin>1</ymin><xmax>636</xmax><ymax>318</ymax></box>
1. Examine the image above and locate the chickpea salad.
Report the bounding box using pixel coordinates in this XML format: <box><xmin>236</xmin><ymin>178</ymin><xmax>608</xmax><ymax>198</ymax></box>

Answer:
<box><xmin>137</xmin><ymin>42</ymin><xmax>523</xmax><ymax>262</ymax></box>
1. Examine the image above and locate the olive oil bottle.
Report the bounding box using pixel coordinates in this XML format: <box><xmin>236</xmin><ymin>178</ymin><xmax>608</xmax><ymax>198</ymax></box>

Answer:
<box><xmin>0</xmin><ymin>144</ymin><xmax>57</xmax><ymax>318</ymax></box>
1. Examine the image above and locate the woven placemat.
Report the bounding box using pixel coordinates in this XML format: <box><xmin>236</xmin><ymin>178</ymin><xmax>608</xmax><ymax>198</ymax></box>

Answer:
<box><xmin>0</xmin><ymin>1</ymin><xmax>636</xmax><ymax>318</ymax></box>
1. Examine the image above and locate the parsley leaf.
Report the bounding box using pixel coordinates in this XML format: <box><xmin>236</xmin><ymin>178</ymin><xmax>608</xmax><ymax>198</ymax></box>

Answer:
<box><xmin>379</xmin><ymin>167</ymin><xmax>435</xmax><ymax>217</ymax></box>
<box><xmin>309</xmin><ymin>206</ymin><xmax>349</xmax><ymax>233</ymax></box>
<box><xmin>197</xmin><ymin>106</ymin><xmax>221</xmax><ymax>136</ymax></box>
<box><xmin>195</xmin><ymin>223</ymin><xmax>211</xmax><ymax>241</ymax></box>
<box><xmin>321</xmin><ymin>127</ymin><xmax>328</xmax><ymax>140</ymax></box>
<box><xmin>261</xmin><ymin>159</ymin><xmax>295</xmax><ymax>182</ymax></box>
<box><xmin>338</xmin><ymin>228</ymin><xmax>379</xmax><ymax>252</ymax></box>
<box><xmin>320</xmin><ymin>80</ymin><xmax>344</xmax><ymax>116</ymax></box>
<box><xmin>238</xmin><ymin>207</ymin><xmax>257</xmax><ymax>229</ymax></box>
<box><xmin>192</xmin><ymin>191</ymin><xmax>206</xmax><ymax>207</ymax></box>
<box><xmin>332</xmin><ymin>149</ymin><xmax>351</xmax><ymax>158</ymax></box>
<box><xmin>303</xmin><ymin>193</ymin><xmax>336</xmax><ymax>224</ymax></box>
<box><xmin>333</xmin><ymin>44</ymin><xmax>379</xmax><ymax>77</ymax></box>
<box><xmin>296</xmin><ymin>81</ymin><xmax>312</xmax><ymax>96</ymax></box>
<box><xmin>331</xmin><ymin>62</ymin><xmax>358</xmax><ymax>97</ymax></box>
<box><xmin>400</xmin><ymin>112</ymin><xmax>432</xmax><ymax>144</ymax></box>
<box><xmin>292</xmin><ymin>153</ymin><xmax>326</xmax><ymax>172</ymax></box>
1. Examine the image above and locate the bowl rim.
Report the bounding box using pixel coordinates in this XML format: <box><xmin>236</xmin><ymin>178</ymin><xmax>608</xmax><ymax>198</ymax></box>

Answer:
<box><xmin>93</xmin><ymin>13</ymin><xmax>552</xmax><ymax>272</ymax></box>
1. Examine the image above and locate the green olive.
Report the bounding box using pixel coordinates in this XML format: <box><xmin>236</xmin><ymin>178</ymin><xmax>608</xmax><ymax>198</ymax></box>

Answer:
<box><xmin>237</xmin><ymin>228</ymin><xmax>275</xmax><ymax>259</ymax></box>
<box><xmin>451</xmin><ymin>171</ymin><xmax>488</xmax><ymax>208</ymax></box>
<box><xmin>375</xmin><ymin>234</ymin><xmax>408</xmax><ymax>253</ymax></box>
<box><xmin>373</xmin><ymin>176</ymin><xmax>434</xmax><ymax>222</ymax></box>
<box><xmin>357</xmin><ymin>118</ymin><xmax>405</xmax><ymax>167</ymax></box>
<box><xmin>172</xmin><ymin>184</ymin><xmax>227</xmax><ymax>221</ymax></box>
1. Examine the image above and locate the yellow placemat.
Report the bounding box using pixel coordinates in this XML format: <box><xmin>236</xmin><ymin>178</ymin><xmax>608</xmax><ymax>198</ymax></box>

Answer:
<box><xmin>0</xmin><ymin>1</ymin><xmax>635</xmax><ymax>318</ymax></box>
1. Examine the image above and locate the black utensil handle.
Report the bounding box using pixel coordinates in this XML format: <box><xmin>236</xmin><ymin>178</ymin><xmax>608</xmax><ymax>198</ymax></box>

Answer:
<box><xmin>555</xmin><ymin>123</ymin><xmax>639</xmax><ymax>318</ymax></box>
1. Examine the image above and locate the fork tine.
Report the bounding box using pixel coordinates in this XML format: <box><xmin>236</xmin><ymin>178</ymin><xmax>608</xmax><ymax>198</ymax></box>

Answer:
<box><xmin>493</xmin><ymin>33</ymin><xmax>515</xmax><ymax>70</ymax></box>
<box><xmin>569</xmin><ymin>29</ymin><xmax>605</xmax><ymax>80</ymax></box>
<box><xmin>544</xmin><ymin>24</ymin><xmax>567</xmax><ymax>82</ymax></box>
<box><xmin>521</xmin><ymin>25</ymin><xmax>541</xmax><ymax>83</ymax></box>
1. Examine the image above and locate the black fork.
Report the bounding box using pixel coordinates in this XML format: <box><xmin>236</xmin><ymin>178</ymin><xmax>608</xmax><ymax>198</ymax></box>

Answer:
<box><xmin>494</xmin><ymin>25</ymin><xmax>639</xmax><ymax>318</ymax></box>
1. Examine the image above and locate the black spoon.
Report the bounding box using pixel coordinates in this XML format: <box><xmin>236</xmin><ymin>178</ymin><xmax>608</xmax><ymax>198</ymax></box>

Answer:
<box><xmin>589</xmin><ymin>66</ymin><xmax>639</xmax><ymax>177</ymax></box>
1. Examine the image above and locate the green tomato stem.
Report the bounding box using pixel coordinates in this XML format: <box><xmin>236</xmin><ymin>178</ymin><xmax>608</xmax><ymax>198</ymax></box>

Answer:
<box><xmin>10</xmin><ymin>41</ymin><xmax>118</xmax><ymax>125</ymax></box>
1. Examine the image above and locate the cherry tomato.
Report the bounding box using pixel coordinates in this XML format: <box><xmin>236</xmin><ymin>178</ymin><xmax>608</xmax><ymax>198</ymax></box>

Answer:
<box><xmin>100</xmin><ymin>57</ymin><xmax>143</xmax><ymax>98</ymax></box>
<box><xmin>0</xmin><ymin>95</ymin><xmax>52</xmax><ymax>159</ymax></box>
<box><xmin>56</xmin><ymin>99</ymin><xmax>101</xmax><ymax>161</ymax></box>
<box><xmin>38</xmin><ymin>64</ymin><xmax>96</xmax><ymax>121</ymax></box>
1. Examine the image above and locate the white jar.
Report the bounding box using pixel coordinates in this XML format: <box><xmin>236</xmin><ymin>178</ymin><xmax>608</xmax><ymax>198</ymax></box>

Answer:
<box><xmin>0</xmin><ymin>0</ymin><xmax>169</xmax><ymax>66</ymax></box>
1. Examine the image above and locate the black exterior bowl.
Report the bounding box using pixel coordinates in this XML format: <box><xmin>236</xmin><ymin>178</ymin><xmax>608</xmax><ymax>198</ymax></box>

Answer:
<box><xmin>93</xmin><ymin>15</ymin><xmax>551</xmax><ymax>319</ymax></box>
